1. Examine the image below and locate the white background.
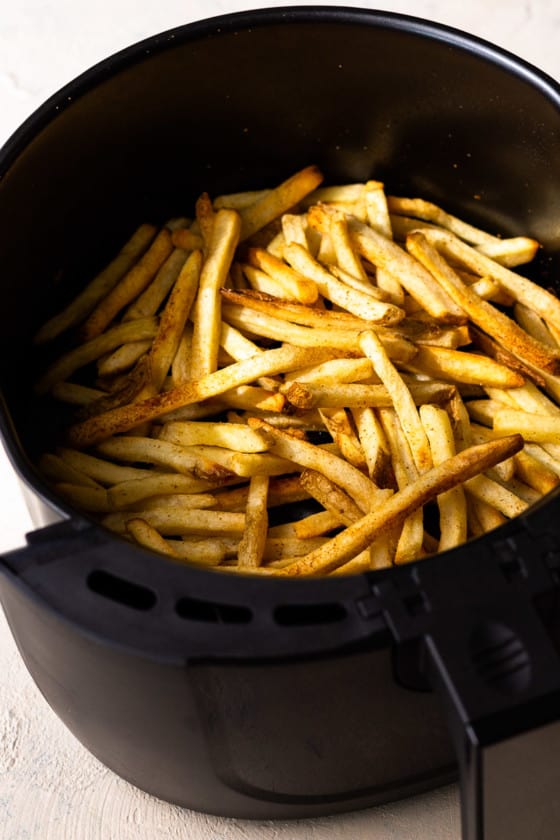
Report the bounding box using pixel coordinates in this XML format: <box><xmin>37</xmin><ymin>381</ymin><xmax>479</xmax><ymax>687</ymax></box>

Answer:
<box><xmin>0</xmin><ymin>1</ymin><xmax>558</xmax><ymax>838</ymax></box>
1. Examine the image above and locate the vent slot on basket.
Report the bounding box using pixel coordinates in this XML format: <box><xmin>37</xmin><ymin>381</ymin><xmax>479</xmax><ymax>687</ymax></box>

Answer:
<box><xmin>274</xmin><ymin>602</ymin><xmax>347</xmax><ymax>626</ymax></box>
<box><xmin>176</xmin><ymin>596</ymin><xmax>253</xmax><ymax>624</ymax></box>
<box><xmin>87</xmin><ymin>570</ymin><xmax>157</xmax><ymax>611</ymax></box>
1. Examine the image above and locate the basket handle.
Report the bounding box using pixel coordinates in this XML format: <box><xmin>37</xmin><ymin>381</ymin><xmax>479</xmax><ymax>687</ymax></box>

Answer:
<box><xmin>373</xmin><ymin>517</ymin><xmax>560</xmax><ymax>840</ymax></box>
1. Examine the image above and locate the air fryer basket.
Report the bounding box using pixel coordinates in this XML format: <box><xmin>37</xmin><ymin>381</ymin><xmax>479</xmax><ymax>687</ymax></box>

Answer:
<box><xmin>1</xmin><ymin>8</ymin><xmax>560</xmax><ymax>840</ymax></box>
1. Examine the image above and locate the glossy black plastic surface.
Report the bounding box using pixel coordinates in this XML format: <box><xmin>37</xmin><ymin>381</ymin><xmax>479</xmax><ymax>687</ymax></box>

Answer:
<box><xmin>1</xmin><ymin>5</ymin><xmax>560</xmax><ymax>824</ymax></box>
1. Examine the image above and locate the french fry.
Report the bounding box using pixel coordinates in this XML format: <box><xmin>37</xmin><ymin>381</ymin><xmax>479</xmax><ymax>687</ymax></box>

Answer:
<box><xmin>247</xmin><ymin>247</ymin><xmax>318</xmax><ymax>303</ymax></box>
<box><xmin>214</xmin><ymin>188</ymin><xmax>271</xmax><ymax>210</ymax></box>
<box><xmin>494</xmin><ymin>408</ymin><xmax>560</xmax><ymax>444</ymax></box>
<box><xmin>57</xmin><ymin>447</ymin><xmax>155</xmax><ymax>485</ymax></box>
<box><xmin>280</xmin><ymin>381</ymin><xmax>454</xmax><ymax>410</ymax></box>
<box><xmin>51</xmin><ymin>381</ymin><xmax>107</xmax><ymax>406</ymax></box>
<box><xmin>55</xmin><ymin>483</ymin><xmax>111</xmax><ymax>513</ymax></box>
<box><xmin>67</xmin><ymin>345</ymin><xmax>336</xmax><ymax>447</ymax></box>
<box><xmin>108</xmin><ymin>475</ymin><xmax>217</xmax><ymax>509</ymax></box>
<box><xmin>346</xmin><ymin>218</ymin><xmax>466</xmax><ymax>322</ymax></box>
<box><xmin>514</xmin><ymin>450</ymin><xmax>560</xmax><ymax>495</ymax></box>
<box><xmin>418</xmin><ymin>227</ymin><xmax>560</xmax><ymax>333</ymax></box>
<box><xmin>283</xmin><ymin>357</ymin><xmax>374</xmax><ymax>385</ymax></box>
<box><xmin>247</xmin><ymin>417</ymin><xmax>382</xmax><ymax>514</ymax></box>
<box><xmin>239</xmin><ymin>165</ymin><xmax>323</xmax><ymax>240</ymax></box>
<box><xmin>97</xmin><ymin>340</ymin><xmax>153</xmax><ymax>377</ymax></box>
<box><xmin>170</xmin><ymin>325</ymin><xmax>193</xmax><ymax>386</ymax></box>
<box><xmin>189</xmin><ymin>209</ymin><xmax>241</xmax><ymax>379</ymax></box>
<box><xmin>360</xmin><ymin>330</ymin><xmax>432</xmax><ymax>472</ymax></box>
<box><xmin>407</xmin><ymin>231</ymin><xmax>560</xmax><ymax>374</ymax></box>
<box><xmin>96</xmin><ymin>436</ymin><xmax>236</xmax><ymax>481</ymax></box>
<box><xmin>159</xmin><ymin>420</ymin><xmax>269</xmax><ymax>452</ymax></box>
<box><xmin>378</xmin><ymin>409</ymin><xmax>424</xmax><ymax>564</ymax></box>
<box><xmin>39</xmin><ymin>453</ymin><xmax>101</xmax><ymax>488</ymax></box>
<box><xmin>34</xmin><ymin>223</ymin><xmax>157</xmax><ymax>343</ymax></box>
<box><xmin>170</xmin><ymin>229</ymin><xmax>205</xmax><ymax>251</ymax></box>
<box><xmin>387</xmin><ymin>196</ymin><xmax>500</xmax><ymax>245</ymax></box>
<box><xmin>351</xmin><ymin>406</ymin><xmax>392</xmax><ymax>484</ymax></box>
<box><xmin>81</xmin><ymin>228</ymin><xmax>173</xmax><ymax>340</ymax></box>
<box><xmin>299</xmin><ymin>469</ymin><xmax>365</xmax><ymax>525</ymax></box>
<box><xmin>237</xmin><ymin>474</ymin><xmax>269</xmax><ymax>568</ymax></box>
<box><xmin>405</xmin><ymin>345</ymin><xmax>524</xmax><ymax>388</ymax></box>
<box><xmin>123</xmin><ymin>248</ymin><xmax>188</xmax><ymax>321</ymax></box>
<box><xmin>126</xmin><ymin>517</ymin><xmax>182</xmax><ymax>558</ymax></box>
<box><xmin>318</xmin><ymin>407</ymin><xmax>367</xmax><ymax>470</ymax></box>
<box><xmin>195</xmin><ymin>192</ymin><xmax>215</xmax><ymax>251</ymax></box>
<box><xmin>103</xmin><ymin>508</ymin><xmax>246</xmax><ymax>537</ymax></box>
<box><xmin>284</xmin><ymin>241</ymin><xmax>406</xmax><ymax>324</ymax></box>
<box><xmin>277</xmin><ymin>435</ymin><xmax>523</xmax><ymax>575</ymax></box>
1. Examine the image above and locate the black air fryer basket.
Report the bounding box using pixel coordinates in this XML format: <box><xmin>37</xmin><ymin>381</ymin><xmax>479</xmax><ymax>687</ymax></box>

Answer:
<box><xmin>1</xmin><ymin>8</ymin><xmax>560</xmax><ymax>840</ymax></box>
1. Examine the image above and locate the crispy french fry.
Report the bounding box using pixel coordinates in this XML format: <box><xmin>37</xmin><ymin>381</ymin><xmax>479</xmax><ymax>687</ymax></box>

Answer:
<box><xmin>55</xmin><ymin>483</ymin><xmax>111</xmax><ymax>513</ymax></box>
<box><xmin>81</xmin><ymin>228</ymin><xmax>173</xmax><ymax>340</ymax></box>
<box><xmin>126</xmin><ymin>518</ymin><xmax>182</xmax><ymax>558</ymax></box>
<box><xmin>237</xmin><ymin>474</ymin><xmax>269</xmax><ymax>568</ymax></box>
<box><xmin>159</xmin><ymin>420</ymin><xmax>268</xmax><ymax>452</ymax></box>
<box><xmin>419</xmin><ymin>403</ymin><xmax>467</xmax><ymax>551</ymax></box>
<box><xmin>318</xmin><ymin>407</ymin><xmax>367</xmax><ymax>469</ymax></box>
<box><xmin>247</xmin><ymin>247</ymin><xmax>318</xmax><ymax>303</ymax></box>
<box><xmin>494</xmin><ymin>408</ymin><xmax>560</xmax><ymax>444</ymax></box>
<box><xmin>190</xmin><ymin>209</ymin><xmax>241</xmax><ymax>380</ymax></box>
<box><xmin>67</xmin><ymin>345</ymin><xmax>336</xmax><ymax>447</ymax></box>
<box><xmin>280</xmin><ymin>381</ymin><xmax>454</xmax><ymax>410</ymax></box>
<box><xmin>51</xmin><ymin>381</ymin><xmax>107</xmax><ymax>406</ymax></box>
<box><xmin>360</xmin><ymin>330</ymin><xmax>432</xmax><ymax>472</ymax></box>
<box><xmin>39</xmin><ymin>453</ymin><xmax>101</xmax><ymax>488</ymax></box>
<box><xmin>97</xmin><ymin>340</ymin><xmax>153</xmax><ymax>377</ymax></box>
<box><xmin>96</xmin><ymin>436</ymin><xmax>235</xmax><ymax>481</ymax></box>
<box><xmin>407</xmin><ymin>231</ymin><xmax>560</xmax><ymax>374</ymax></box>
<box><xmin>299</xmin><ymin>469</ymin><xmax>365</xmax><ymax>525</ymax></box>
<box><xmin>406</xmin><ymin>345</ymin><xmax>524</xmax><ymax>388</ymax></box>
<box><xmin>103</xmin><ymin>508</ymin><xmax>245</xmax><ymax>537</ymax></box>
<box><xmin>239</xmin><ymin>165</ymin><xmax>323</xmax><ymax>240</ymax></box>
<box><xmin>123</xmin><ymin>248</ymin><xmax>188</xmax><ymax>321</ymax></box>
<box><xmin>108</xmin><ymin>475</ymin><xmax>216</xmax><ymax>509</ymax></box>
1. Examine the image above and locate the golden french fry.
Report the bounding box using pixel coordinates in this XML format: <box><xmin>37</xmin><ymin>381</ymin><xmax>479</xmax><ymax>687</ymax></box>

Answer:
<box><xmin>126</xmin><ymin>518</ymin><xmax>181</xmax><ymax>558</ymax></box>
<box><xmin>280</xmin><ymin>381</ymin><xmax>454</xmax><ymax>410</ymax></box>
<box><xmin>214</xmin><ymin>189</ymin><xmax>271</xmax><ymax>210</ymax></box>
<box><xmin>514</xmin><ymin>450</ymin><xmax>560</xmax><ymax>495</ymax></box>
<box><xmin>81</xmin><ymin>228</ymin><xmax>173</xmax><ymax>340</ymax></box>
<box><xmin>108</xmin><ymin>475</ymin><xmax>217</xmax><ymax>509</ymax></box>
<box><xmin>55</xmin><ymin>482</ymin><xmax>111</xmax><ymax>513</ymax></box>
<box><xmin>57</xmin><ymin>447</ymin><xmax>154</xmax><ymax>485</ymax></box>
<box><xmin>159</xmin><ymin>420</ymin><xmax>269</xmax><ymax>452</ymax></box>
<box><xmin>284</xmin><ymin>241</ymin><xmax>406</xmax><ymax>323</ymax></box>
<box><xmin>494</xmin><ymin>408</ymin><xmax>560</xmax><ymax>444</ymax></box>
<box><xmin>407</xmin><ymin>231</ymin><xmax>560</xmax><ymax>374</ymax></box>
<box><xmin>345</xmin><ymin>218</ymin><xmax>466</xmax><ymax>323</ymax></box>
<box><xmin>123</xmin><ymin>248</ymin><xmax>189</xmax><ymax>321</ymax></box>
<box><xmin>239</xmin><ymin>165</ymin><xmax>323</xmax><ymax>240</ymax></box>
<box><xmin>97</xmin><ymin>340</ymin><xmax>153</xmax><ymax>377</ymax></box>
<box><xmin>103</xmin><ymin>508</ymin><xmax>246</xmax><ymax>537</ymax></box>
<box><xmin>387</xmin><ymin>196</ymin><xmax>500</xmax><ymax>245</ymax></box>
<box><xmin>34</xmin><ymin>223</ymin><xmax>157</xmax><ymax>343</ymax></box>
<box><xmin>96</xmin><ymin>436</ymin><xmax>235</xmax><ymax>481</ymax></box>
<box><xmin>67</xmin><ymin>345</ymin><xmax>335</xmax><ymax>447</ymax></box>
<box><xmin>318</xmin><ymin>407</ymin><xmax>367</xmax><ymax>470</ymax></box>
<box><xmin>190</xmin><ymin>209</ymin><xmax>241</xmax><ymax>380</ymax></box>
<box><xmin>51</xmin><ymin>381</ymin><xmax>107</xmax><ymax>406</ymax></box>
<box><xmin>299</xmin><ymin>469</ymin><xmax>365</xmax><ymax>525</ymax></box>
<box><xmin>237</xmin><ymin>474</ymin><xmax>269</xmax><ymax>568</ymax></box>
<box><xmin>195</xmin><ymin>192</ymin><xmax>215</xmax><ymax>250</ymax></box>
<box><xmin>277</xmin><ymin>435</ymin><xmax>523</xmax><ymax>575</ymax></box>
<box><xmin>360</xmin><ymin>330</ymin><xmax>432</xmax><ymax>472</ymax></box>
<box><xmin>406</xmin><ymin>345</ymin><xmax>524</xmax><ymax>388</ymax></box>
<box><xmin>419</xmin><ymin>403</ymin><xmax>467</xmax><ymax>551</ymax></box>
<box><xmin>247</xmin><ymin>247</ymin><xmax>318</xmax><ymax>303</ymax></box>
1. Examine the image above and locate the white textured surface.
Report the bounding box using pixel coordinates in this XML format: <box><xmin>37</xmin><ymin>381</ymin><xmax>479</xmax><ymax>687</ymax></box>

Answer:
<box><xmin>0</xmin><ymin>1</ymin><xmax>559</xmax><ymax>837</ymax></box>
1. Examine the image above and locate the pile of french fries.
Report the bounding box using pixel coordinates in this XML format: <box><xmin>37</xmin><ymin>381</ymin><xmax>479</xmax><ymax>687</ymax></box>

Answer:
<box><xmin>34</xmin><ymin>165</ymin><xmax>560</xmax><ymax>576</ymax></box>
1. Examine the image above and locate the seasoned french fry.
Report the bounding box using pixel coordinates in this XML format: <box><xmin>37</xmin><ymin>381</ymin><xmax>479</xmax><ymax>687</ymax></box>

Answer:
<box><xmin>159</xmin><ymin>420</ymin><xmax>268</xmax><ymax>452</ymax></box>
<box><xmin>68</xmin><ymin>345</ymin><xmax>335</xmax><ymax>447</ymax></box>
<box><xmin>299</xmin><ymin>469</ymin><xmax>365</xmax><ymax>525</ymax></box>
<box><xmin>55</xmin><ymin>483</ymin><xmax>111</xmax><ymax>513</ymax></box>
<box><xmin>126</xmin><ymin>518</ymin><xmax>182</xmax><ymax>558</ymax></box>
<box><xmin>190</xmin><ymin>209</ymin><xmax>241</xmax><ymax>380</ymax></box>
<box><xmin>280</xmin><ymin>381</ymin><xmax>454</xmax><ymax>410</ymax></box>
<box><xmin>406</xmin><ymin>345</ymin><xmax>524</xmax><ymax>388</ymax></box>
<box><xmin>318</xmin><ymin>407</ymin><xmax>367</xmax><ymax>469</ymax></box>
<box><xmin>360</xmin><ymin>330</ymin><xmax>432</xmax><ymax>472</ymax></box>
<box><xmin>123</xmin><ymin>248</ymin><xmax>189</xmax><ymax>321</ymax></box>
<box><xmin>39</xmin><ymin>453</ymin><xmax>101</xmax><ymax>488</ymax></box>
<box><xmin>81</xmin><ymin>228</ymin><xmax>173</xmax><ymax>340</ymax></box>
<box><xmin>407</xmin><ymin>231</ymin><xmax>560</xmax><ymax>374</ymax></box>
<box><xmin>97</xmin><ymin>340</ymin><xmax>153</xmax><ymax>377</ymax></box>
<box><xmin>108</xmin><ymin>474</ymin><xmax>216</xmax><ymax>509</ymax></box>
<box><xmin>247</xmin><ymin>247</ymin><xmax>318</xmax><ymax>303</ymax></box>
<box><xmin>96</xmin><ymin>436</ymin><xmax>235</xmax><ymax>481</ymax></box>
<box><xmin>237</xmin><ymin>474</ymin><xmax>269</xmax><ymax>568</ymax></box>
<box><xmin>239</xmin><ymin>165</ymin><xmax>323</xmax><ymax>240</ymax></box>
<box><xmin>51</xmin><ymin>381</ymin><xmax>107</xmax><ymax>406</ymax></box>
<box><xmin>103</xmin><ymin>508</ymin><xmax>246</xmax><ymax>537</ymax></box>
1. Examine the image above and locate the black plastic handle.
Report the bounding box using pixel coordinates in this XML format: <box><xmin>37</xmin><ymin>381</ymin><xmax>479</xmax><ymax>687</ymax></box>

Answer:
<box><xmin>374</xmin><ymin>512</ymin><xmax>560</xmax><ymax>840</ymax></box>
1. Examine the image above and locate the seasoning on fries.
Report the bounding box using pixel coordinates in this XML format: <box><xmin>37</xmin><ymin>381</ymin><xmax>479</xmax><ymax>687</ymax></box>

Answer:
<box><xmin>34</xmin><ymin>166</ymin><xmax>560</xmax><ymax>575</ymax></box>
